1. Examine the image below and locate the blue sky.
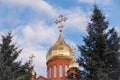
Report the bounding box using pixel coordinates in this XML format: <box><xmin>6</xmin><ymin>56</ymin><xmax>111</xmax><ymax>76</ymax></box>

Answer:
<box><xmin>0</xmin><ymin>0</ymin><xmax>120</xmax><ymax>77</ymax></box>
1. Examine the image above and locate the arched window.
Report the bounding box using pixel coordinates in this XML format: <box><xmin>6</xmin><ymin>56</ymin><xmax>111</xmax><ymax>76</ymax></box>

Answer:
<box><xmin>65</xmin><ymin>65</ymin><xmax>68</xmax><ymax>76</ymax></box>
<box><xmin>49</xmin><ymin>66</ymin><xmax>52</xmax><ymax>79</ymax></box>
<box><xmin>59</xmin><ymin>65</ymin><xmax>62</xmax><ymax>77</ymax></box>
<box><xmin>54</xmin><ymin>65</ymin><xmax>57</xmax><ymax>78</ymax></box>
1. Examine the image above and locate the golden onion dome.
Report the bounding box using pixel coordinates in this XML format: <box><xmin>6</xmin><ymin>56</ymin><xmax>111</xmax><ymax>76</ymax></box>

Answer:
<box><xmin>68</xmin><ymin>52</ymin><xmax>79</xmax><ymax>69</ymax></box>
<box><xmin>46</xmin><ymin>32</ymin><xmax>74</xmax><ymax>61</ymax></box>
<box><xmin>68</xmin><ymin>61</ymin><xmax>79</xmax><ymax>69</ymax></box>
<box><xmin>31</xmin><ymin>68</ymin><xmax>36</xmax><ymax>76</ymax></box>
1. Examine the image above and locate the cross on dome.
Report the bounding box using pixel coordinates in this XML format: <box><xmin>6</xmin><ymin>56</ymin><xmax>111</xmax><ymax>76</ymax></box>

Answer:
<box><xmin>29</xmin><ymin>54</ymin><xmax>35</xmax><ymax>67</ymax></box>
<box><xmin>55</xmin><ymin>15</ymin><xmax>67</xmax><ymax>32</ymax></box>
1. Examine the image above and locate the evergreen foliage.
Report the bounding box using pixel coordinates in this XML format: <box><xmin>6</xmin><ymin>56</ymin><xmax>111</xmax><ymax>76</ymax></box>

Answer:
<box><xmin>78</xmin><ymin>5</ymin><xmax>120</xmax><ymax>80</ymax></box>
<box><xmin>0</xmin><ymin>32</ymin><xmax>31</xmax><ymax>80</ymax></box>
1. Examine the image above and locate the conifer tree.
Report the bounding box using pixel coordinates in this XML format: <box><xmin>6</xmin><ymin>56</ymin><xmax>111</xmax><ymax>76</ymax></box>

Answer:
<box><xmin>78</xmin><ymin>5</ymin><xmax>120</xmax><ymax>80</ymax></box>
<box><xmin>0</xmin><ymin>32</ymin><xmax>31</xmax><ymax>80</ymax></box>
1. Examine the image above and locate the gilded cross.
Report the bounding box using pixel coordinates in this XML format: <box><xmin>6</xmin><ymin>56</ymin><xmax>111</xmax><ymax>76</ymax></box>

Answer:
<box><xmin>71</xmin><ymin>46</ymin><xmax>77</xmax><ymax>62</ymax></box>
<box><xmin>72</xmin><ymin>45</ymin><xmax>76</xmax><ymax>53</ymax></box>
<box><xmin>55</xmin><ymin>15</ymin><xmax>67</xmax><ymax>32</ymax></box>
<box><xmin>29</xmin><ymin>54</ymin><xmax>35</xmax><ymax>67</ymax></box>
<box><xmin>95</xmin><ymin>0</ymin><xmax>96</xmax><ymax>4</ymax></box>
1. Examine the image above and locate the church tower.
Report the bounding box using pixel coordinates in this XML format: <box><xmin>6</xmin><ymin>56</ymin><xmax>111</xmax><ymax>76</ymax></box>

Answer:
<box><xmin>29</xmin><ymin>54</ymin><xmax>36</xmax><ymax>80</ymax></box>
<box><xmin>36</xmin><ymin>15</ymin><xmax>80</xmax><ymax>80</ymax></box>
<box><xmin>46</xmin><ymin>15</ymin><xmax>79</xmax><ymax>80</ymax></box>
<box><xmin>67</xmin><ymin>51</ymin><xmax>80</xmax><ymax>80</ymax></box>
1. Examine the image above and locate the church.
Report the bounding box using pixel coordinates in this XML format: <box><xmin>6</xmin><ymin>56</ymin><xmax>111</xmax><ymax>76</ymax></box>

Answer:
<box><xmin>31</xmin><ymin>15</ymin><xmax>80</xmax><ymax>80</ymax></box>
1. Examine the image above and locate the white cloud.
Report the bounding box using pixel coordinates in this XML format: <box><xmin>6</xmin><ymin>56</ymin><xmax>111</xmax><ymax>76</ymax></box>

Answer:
<box><xmin>77</xmin><ymin>0</ymin><xmax>112</xmax><ymax>5</ymax></box>
<box><xmin>1</xmin><ymin>0</ymin><xmax>89</xmax><ymax>33</ymax></box>
<box><xmin>1</xmin><ymin>0</ymin><xmax>57</xmax><ymax>17</ymax></box>
<box><xmin>22</xmin><ymin>22</ymin><xmax>57</xmax><ymax>44</ymax></box>
<box><xmin>64</xmin><ymin>8</ymin><xmax>89</xmax><ymax>32</ymax></box>
<box><xmin>13</xmin><ymin>21</ymin><xmax>58</xmax><ymax>77</ymax></box>
<box><xmin>17</xmin><ymin>45</ymin><xmax>47</xmax><ymax>77</ymax></box>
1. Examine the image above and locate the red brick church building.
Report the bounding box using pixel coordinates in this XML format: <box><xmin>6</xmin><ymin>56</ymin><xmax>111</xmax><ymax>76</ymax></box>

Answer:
<box><xmin>31</xmin><ymin>15</ymin><xmax>80</xmax><ymax>80</ymax></box>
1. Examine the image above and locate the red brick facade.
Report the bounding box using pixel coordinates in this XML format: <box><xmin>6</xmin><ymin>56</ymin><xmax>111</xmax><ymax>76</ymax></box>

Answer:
<box><xmin>46</xmin><ymin>58</ymin><xmax>71</xmax><ymax>80</ymax></box>
<box><xmin>34</xmin><ymin>58</ymin><xmax>71</xmax><ymax>80</ymax></box>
